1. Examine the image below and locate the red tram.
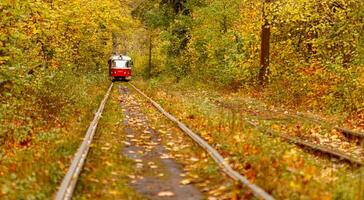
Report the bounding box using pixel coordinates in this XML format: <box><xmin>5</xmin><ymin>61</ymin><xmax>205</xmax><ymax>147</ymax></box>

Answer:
<box><xmin>108</xmin><ymin>54</ymin><xmax>132</xmax><ymax>81</ymax></box>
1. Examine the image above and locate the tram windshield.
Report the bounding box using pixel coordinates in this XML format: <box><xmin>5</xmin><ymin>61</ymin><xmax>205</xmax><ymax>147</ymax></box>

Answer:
<box><xmin>112</xmin><ymin>60</ymin><xmax>130</xmax><ymax>69</ymax></box>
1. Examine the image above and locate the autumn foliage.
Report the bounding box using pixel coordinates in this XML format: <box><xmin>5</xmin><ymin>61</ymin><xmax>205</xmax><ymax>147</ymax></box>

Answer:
<box><xmin>132</xmin><ymin>0</ymin><xmax>364</xmax><ymax>113</ymax></box>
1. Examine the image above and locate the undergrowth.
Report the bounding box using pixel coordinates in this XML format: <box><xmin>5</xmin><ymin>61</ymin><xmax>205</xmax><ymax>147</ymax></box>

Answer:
<box><xmin>0</xmin><ymin>71</ymin><xmax>108</xmax><ymax>199</ymax></box>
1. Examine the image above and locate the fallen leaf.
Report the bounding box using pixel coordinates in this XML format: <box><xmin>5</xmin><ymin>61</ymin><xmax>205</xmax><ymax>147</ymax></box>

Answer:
<box><xmin>101</xmin><ymin>147</ymin><xmax>110</xmax><ymax>151</ymax></box>
<box><xmin>190</xmin><ymin>157</ymin><xmax>199</xmax><ymax>162</ymax></box>
<box><xmin>180</xmin><ymin>179</ymin><xmax>192</xmax><ymax>185</ymax></box>
<box><xmin>157</xmin><ymin>191</ymin><xmax>175</xmax><ymax>197</ymax></box>
<box><xmin>127</xmin><ymin>174</ymin><xmax>136</xmax><ymax>178</ymax></box>
<box><xmin>108</xmin><ymin>190</ymin><xmax>120</xmax><ymax>195</ymax></box>
<box><xmin>160</xmin><ymin>154</ymin><xmax>172</xmax><ymax>159</ymax></box>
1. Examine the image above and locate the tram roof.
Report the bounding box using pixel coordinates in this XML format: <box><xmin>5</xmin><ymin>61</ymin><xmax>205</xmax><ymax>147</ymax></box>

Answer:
<box><xmin>110</xmin><ymin>54</ymin><xmax>131</xmax><ymax>61</ymax></box>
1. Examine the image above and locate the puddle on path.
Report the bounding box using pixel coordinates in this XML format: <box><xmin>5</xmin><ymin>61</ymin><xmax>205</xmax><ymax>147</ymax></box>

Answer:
<box><xmin>119</xmin><ymin>85</ymin><xmax>202</xmax><ymax>200</ymax></box>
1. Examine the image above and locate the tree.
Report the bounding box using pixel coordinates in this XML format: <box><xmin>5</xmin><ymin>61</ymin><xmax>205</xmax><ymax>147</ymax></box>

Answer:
<box><xmin>258</xmin><ymin>0</ymin><xmax>273</xmax><ymax>86</ymax></box>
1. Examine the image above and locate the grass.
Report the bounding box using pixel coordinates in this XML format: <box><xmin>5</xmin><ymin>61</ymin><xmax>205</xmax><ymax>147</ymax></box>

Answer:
<box><xmin>132</xmin><ymin>77</ymin><xmax>364</xmax><ymax>199</ymax></box>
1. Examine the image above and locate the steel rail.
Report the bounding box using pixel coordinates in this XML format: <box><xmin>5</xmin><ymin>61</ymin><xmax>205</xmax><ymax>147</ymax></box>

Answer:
<box><xmin>129</xmin><ymin>83</ymin><xmax>274</xmax><ymax>200</ymax></box>
<box><xmin>216</xmin><ymin>100</ymin><xmax>364</xmax><ymax>139</ymax></box>
<box><xmin>55</xmin><ymin>83</ymin><xmax>113</xmax><ymax>200</ymax></box>
<box><xmin>335</xmin><ymin>127</ymin><xmax>364</xmax><ymax>138</ymax></box>
<box><xmin>215</xmin><ymin>102</ymin><xmax>364</xmax><ymax>165</ymax></box>
<box><xmin>243</xmin><ymin>119</ymin><xmax>364</xmax><ymax>166</ymax></box>
<box><xmin>293</xmin><ymin>112</ymin><xmax>364</xmax><ymax>139</ymax></box>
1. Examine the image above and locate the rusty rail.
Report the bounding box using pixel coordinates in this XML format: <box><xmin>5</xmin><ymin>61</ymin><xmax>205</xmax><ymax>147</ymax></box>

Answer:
<box><xmin>243</xmin><ymin>119</ymin><xmax>364</xmax><ymax>166</ymax></box>
<box><xmin>291</xmin><ymin>112</ymin><xmax>364</xmax><ymax>139</ymax></box>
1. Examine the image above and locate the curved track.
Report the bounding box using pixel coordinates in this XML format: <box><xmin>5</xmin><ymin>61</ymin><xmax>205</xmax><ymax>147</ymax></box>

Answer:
<box><xmin>217</xmin><ymin>100</ymin><xmax>364</xmax><ymax>139</ymax></box>
<box><xmin>284</xmin><ymin>111</ymin><xmax>364</xmax><ymax>139</ymax></box>
<box><xmin>215</xmin><ymin>100</ymin><xmax>364</xmax><ymax>166</ymax></box>
<box><xmin>243</xmin><ymin>119</ymin><xmax>364</xmax><ymax>166</ymax></box>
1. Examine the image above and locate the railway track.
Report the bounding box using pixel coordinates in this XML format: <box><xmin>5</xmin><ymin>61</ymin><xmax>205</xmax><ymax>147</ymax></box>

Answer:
<box><xmin>55</xmin><ymin>82</ymin><xmax>274</xmax><ymax>200</ymax></box>
<box><xmin>272</xmin><ymin>108</ymin><xmax>364</xmax><ymax>139</ymax></box>
<box><xmin>216</xmin><ymin>100</ymin><xmax>364</xmax><ymax>139</ymax></box>
<box><xmin>129</xmin><ymin>83</ymin><xmax>274</xmax><ymax>200</ymax></box>
<box><xmin>242</xmin><ymin>118</ymin><xmax>364</xmax><ymax>166</ymax></box>
<box><xmin>128</xmin><ymin>82</ymin><xmax>363</xmax><ymax>200</ymax></box>
<box><xmin>293</xmin><ymin>113</ymin><xmax>364</xmax><ymax>139</ymax></box>
<box><xmin>244</xmin><ymin>118</ymin><xmax>364</xmax><ymax>166</ymax></box>
<box><xmin>55</xmin><ymin>81</ymin><xmax>361</xmax><ymax>200</ymax></box>
<box><xmin>55</xmin><ymin>83</ymin><xmax>113</xmax><ymax>200</ymax></box>
<box><xmin>129</xmin><ymin>84</ymin><xmax>363</xmax><ymax>167</ymax></box>
<box><xmin>214</xmin><ymin>101</ymin><xmax>364</xmax><ymax>166</ymax></box>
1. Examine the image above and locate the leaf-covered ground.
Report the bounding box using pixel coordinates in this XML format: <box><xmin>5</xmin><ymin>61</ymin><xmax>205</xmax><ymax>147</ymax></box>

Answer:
<box><xmin>133</xmin><ymin>78</ymin><xmax>364</xmax><ymax>199</ymax></box>
<box><xmin>74</xmin><ymin>82</ymin><xmax>238</xmax><ymax>199</ymax></box>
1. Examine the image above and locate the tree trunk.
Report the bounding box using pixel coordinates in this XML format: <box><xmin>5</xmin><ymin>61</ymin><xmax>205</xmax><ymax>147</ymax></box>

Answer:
<box><xmin>112</xmin><ymin>32</ymin><xmax>118</xmax><ymax>54</ymax></box>
<box><xmin>147</xmin><ymin>34</ymin><xmax>152</xmax><ymax>78</ymax></box>
<box><xmin>258</xmin><ymin>1</ymin><xmax>271</xmax><ymax>86</ymax></box>
<box><xmin>120</xmin><ymin>34</ymin><xmax>127</xmax><ymax>55</ymax></box>
<box><xmin>259</xmin><ymin>21</ymin><xmax>270</xmax><ymax>86</ymax></box>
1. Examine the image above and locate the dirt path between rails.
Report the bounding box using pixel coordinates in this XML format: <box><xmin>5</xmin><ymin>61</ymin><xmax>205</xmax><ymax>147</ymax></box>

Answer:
<box><xmin>118</xmin><ymin>85</ymin><xmax>203</xmax><ymax>200</ymax></box>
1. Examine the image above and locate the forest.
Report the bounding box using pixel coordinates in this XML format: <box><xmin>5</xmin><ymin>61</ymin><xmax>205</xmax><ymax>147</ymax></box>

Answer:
<box><xmin>1</xmin><ymin>0</ymin><xmax>364</xmax><ymax>199</ymax></box>
<box><xmin>132</xmin><ymin>0</ymin><xmax>364</xmax><ymax>113</ymax></box>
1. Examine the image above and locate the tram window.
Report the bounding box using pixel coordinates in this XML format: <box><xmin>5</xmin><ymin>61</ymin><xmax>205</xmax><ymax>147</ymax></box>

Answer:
<box><xmin>126</xmin><ymin>61</ymin><xmax>131</xmax><ymax>68</ymax></box>
<box><xmin>113</xmin><ymin>60</ymin><xmax>127</xmax><ymax>68</ymax></box>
